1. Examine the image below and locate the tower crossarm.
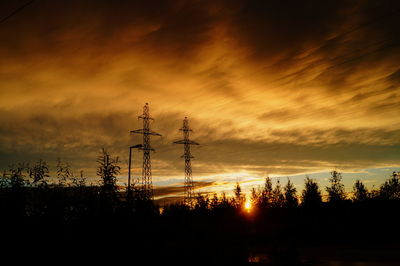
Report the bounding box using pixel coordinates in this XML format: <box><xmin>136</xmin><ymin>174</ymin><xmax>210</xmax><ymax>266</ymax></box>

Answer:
<box><xmin>131</xmin><ymin>129</ymin><xmax>162</xmax><ymax>136</ymax></box>
<box><xmin>138</xmin><ymin>115</ymin><xmax>154</xmax><ymax>120</ymax></box>
<box><xmin>173</xmin><ymin>140</ymin><xmax>199</xmax><ymax>145</ymax></box>
<box><xmin>180</xmin><ymin>155</ymin><xmax>194</xmax><ymax>159</ymax></box>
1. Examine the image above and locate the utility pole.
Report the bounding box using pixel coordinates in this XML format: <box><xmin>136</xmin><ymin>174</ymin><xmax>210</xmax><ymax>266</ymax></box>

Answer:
<box><xmin>127</xmin><ymin>144</ymin><xmax>142</xmax><ymax>198</ymax></box>
<box><xmin>173</xmin><ymin>117</ymin><xmax>199</xmax><ymax>206</ymax></box>
<box><xmin>131</xmin><ymin>103</ymin><xmax>161</xmax><ymax>200</ymax></box>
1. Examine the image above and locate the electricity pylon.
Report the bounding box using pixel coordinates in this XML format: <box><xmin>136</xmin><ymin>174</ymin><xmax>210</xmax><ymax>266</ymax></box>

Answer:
<box><xmin>131</xmin><ymin>103</ymin><xmax>161</xmax><ymax>200</ymax></box>
<box><xmin>173</xmin><ymin>117</ymin><xmax>199</xmax><ymax>206</ymax></box>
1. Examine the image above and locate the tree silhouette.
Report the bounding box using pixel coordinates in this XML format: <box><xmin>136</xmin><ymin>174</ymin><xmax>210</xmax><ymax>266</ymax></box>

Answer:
<box><xmin>379</xmin><ymin>171</ymin><xmax>400</xmax><ymax>200</ymax></box>
<box><xmin>6</xmin><ymin>163</ymin><xmax>28</xmax><ymax>217</ymax></box>
<box><xmin>219</xmin><ymin>192</ymin><xmax>231</xmax><ymax>209</ymax></box>
<box><xmin>9</xmin><ymin>163</ymin><xmax>28</xmax><ymax>189</ymax></box>
<box><xmin>70</xmin><ymin>170</ymin><xmax>87</xmax><ymax>187</ymax></box>
<box><xmin>271</xmin><ymin>179</ymin><xmax>284</xmax><ymax>207</ymax></box>
<box><xmin>97</xmin><ymin>148</ymin><xmax>120</xmax><ymax>193</ymax></box>
<box><xmin>28</xmin><ymin>159</ymin><xmax>49</xmax><ymax>187</ymax></box>
<box><xmin>258</xmin><ymin>176</ymin><xmax>273</xmax><ymax>208</ymax></box>
<box><xmin>210</xmin><ymin>193</ymin><xmax>219</xmax><ymax>209</ymax></box>
<box><xmin>250</xmin><ymin>187</ymin><xmax>260</xmax><ymax>208</ymax></box>
<box><xmin>195</xmin><ymin>193</ymin><xmax>210</xmax><ymax>211</ymax></box>
<box><xmin>56</xmin><ymin>158</ymin><xmax>72</xmax><ymax>186</ymax></box>
<box><xmin>301</xmin><ymin>176</ymin><xmax>322</xmax><ymax>207</ymax></box>
<box><xmin>326</xmin><ymin>170</ymin><xmax>346</xmax><ymax>203</ymax></box>
<box><xmin>352</xmin><ymin>179</ymin><xmax>368</xmax><ymax>202</ymax></box>
<box><xmin>78</xmin><ymin>170</ymin><xmax>86</xmax><ymax>187</ymax></box>
<box><xmin>1</xmin><ymin>153</ymin><xmax>400</xmax><ymax>265</ymax></box>
<box><xmin>284</xmin><ymin>178</ymin><xmax>298</xmax><ymax>207</ymax></box>
<box><xmin>233</xmin><ymin>182</ymin><xmax>245</xmax><ymax>208</ymax></box>
<box><xmin>368</xmin><ymin>185</ymin><xmax>380</xmax><ymax>199</ymax></box>
<box><xmin>0</xmin><ymin>170</ymin><xmax>9</xmax><ymax>188</ymax></box>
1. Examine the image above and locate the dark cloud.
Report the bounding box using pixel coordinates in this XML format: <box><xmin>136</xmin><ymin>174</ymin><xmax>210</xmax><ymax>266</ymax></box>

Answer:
<box><xmin>0</xmin><ymin>0</ymin><xmax>219</xmax><ymax>64</ymax></box>
<box><xmin>387</xmin><ymin>69</ymin><xmax>400</xmax><ymax>84</ymax></box>
<box><xmin>230</xmin><ymin>0</ymin><xmax>400</xmax><ymax>94</ymax></box>
<box><xmin>1</xmin><ymin>0</ymin><xmax>399</xmax><ymax>188</ymax></box>
<box><xmin>154</xmin><ymin>181</ymin><xmax>216</xmax><ymax>197</ymax></box>
<box><xmin>1</xmin><ymin>0</ymin><xmax>399</xmax><ymax>94</ymax></box>
<box><xmin>153</xmin><ymin>185</ymin><xmax>183</xmax><ymax>198</ymax></box>
<box><xmin>154</xmin><ymin>196</ymin><xmax>182</xmax><ymax>206</ymax></box>
<box><xmin>229</xmin><ymin>0</ymin><xmax>350</xmax><ymax>59</ymax></box>
<box><xmin>1</xmin><ymin>104</ymin><xmax>399</xmax><ymax>177</ymax></box>
<box><xmin>194</xmin><ymin>139</ymin><xmax>400</xmax><ymax>169</ymax></box>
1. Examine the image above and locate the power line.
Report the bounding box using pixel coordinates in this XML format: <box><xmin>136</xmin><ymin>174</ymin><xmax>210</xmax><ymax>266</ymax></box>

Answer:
<box><xmin>0</xmin><ymin>0</ymin><xmax>35</xmax><ymax>24</ymax></box>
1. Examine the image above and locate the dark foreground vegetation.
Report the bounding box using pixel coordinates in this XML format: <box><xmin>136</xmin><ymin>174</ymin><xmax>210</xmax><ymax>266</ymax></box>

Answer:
<box><xmin>1</xmin><ymin>150</ymin><xmax>399</xmax><ymax>265</ymax></box>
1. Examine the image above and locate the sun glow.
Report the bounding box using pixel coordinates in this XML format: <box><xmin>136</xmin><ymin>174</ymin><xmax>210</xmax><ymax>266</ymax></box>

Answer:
<box><xmin>244</xmin><ymin>199</ymin><xmax>252</xmax><ymax>213</ymax></box>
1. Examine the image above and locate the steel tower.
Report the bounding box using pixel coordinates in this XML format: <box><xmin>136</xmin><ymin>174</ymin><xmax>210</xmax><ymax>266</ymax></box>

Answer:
<box><xmin>173</xmin><ymin>117</ymin><xmax>199</xmax><ymax>205</ymax></box>
<box><xmin>131</xmin><ymin>103</ymin><xmax>161</xmax><ymax>200</ymax></box>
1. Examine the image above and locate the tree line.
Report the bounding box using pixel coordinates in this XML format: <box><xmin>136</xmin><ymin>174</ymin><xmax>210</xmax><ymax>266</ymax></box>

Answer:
<box><xmin>1</xmin><ymin>149</ymin><xmax>399</xmax><ymax>264</ymax></box>
<box><xmin>1</xmin><ymin>149</ymin><xmax>399</xmax><ymax>207</ymax></box>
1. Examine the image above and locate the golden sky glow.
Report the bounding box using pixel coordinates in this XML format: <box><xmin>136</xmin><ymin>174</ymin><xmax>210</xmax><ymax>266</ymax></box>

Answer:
<box><xmin>0</xmin><ymin>0</ymin><xmax>399</xmax><ymax>201</ymax></box>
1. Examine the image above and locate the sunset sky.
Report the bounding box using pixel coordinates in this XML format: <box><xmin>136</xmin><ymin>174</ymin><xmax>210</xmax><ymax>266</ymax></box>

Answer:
<box><xmin>1</xmin><ymin>0</ymin><xmax>399</xmax><ymax>202</ymax></box>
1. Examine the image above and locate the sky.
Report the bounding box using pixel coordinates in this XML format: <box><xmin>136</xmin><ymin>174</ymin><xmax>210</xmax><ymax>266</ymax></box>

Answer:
<box><xmin>0</xmin><ymin>0</ymin><xmax>399</xmax><ymax>202</ymax></box>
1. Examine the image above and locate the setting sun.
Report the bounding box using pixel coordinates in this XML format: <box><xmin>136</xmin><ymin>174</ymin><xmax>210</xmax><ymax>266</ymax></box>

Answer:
<box><xmin>244</xmin><ymin>200</ymin><xmax>252</xmax><ymax>213</ymax></box>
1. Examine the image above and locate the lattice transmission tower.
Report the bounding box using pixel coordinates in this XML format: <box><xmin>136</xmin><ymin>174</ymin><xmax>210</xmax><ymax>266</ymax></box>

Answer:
<box><xmin>131</xmin><ymin>103</ymin><xmax>161</xmax><ymax>200</ymax></box>
<box><xmin>173</xmin><ymin>117</ymin><xmax>199</xmax><ymax>205</ymax></box>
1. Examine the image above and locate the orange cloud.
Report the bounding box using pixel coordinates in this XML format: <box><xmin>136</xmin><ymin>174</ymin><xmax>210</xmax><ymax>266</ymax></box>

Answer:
<box><xmin>0</xmin><ymin>0</ymin><xmax>399</xmax><ymax>191</ymax></box>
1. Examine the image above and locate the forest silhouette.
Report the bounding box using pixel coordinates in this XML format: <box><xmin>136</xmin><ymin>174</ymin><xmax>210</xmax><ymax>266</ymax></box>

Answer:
<box><xmin>1</xmin><ymin>149</ymin><xmax>400</xmax><ymax>265</ymax></box>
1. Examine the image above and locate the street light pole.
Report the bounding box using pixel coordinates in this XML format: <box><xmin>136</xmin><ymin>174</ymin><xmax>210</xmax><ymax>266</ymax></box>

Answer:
<box><xmin>128</xmin><ymin>144</ymin><xmax>143</xmax><ymax>197</ymax></box>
